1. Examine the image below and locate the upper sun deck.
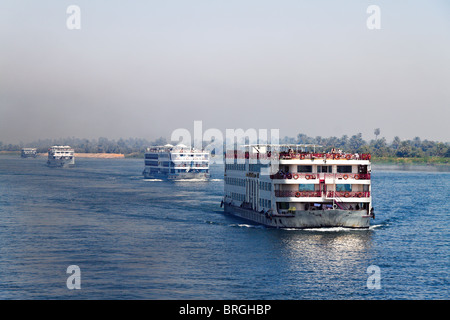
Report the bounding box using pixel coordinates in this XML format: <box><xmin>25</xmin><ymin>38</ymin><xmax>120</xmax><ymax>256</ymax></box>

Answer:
<box><xmin>278</xmin><ymin>151</ymin><xmax>371</xmax><ymax>161</ymax></box>
<box><xmin>48</xmin><ymin>146</ymin><xmax>74</xmax><ymax>153</ymax></box>
<box><xmin>146</xmin><ymin>144</ymin><xmax>207</xmax><ymax>154</ymax></box>
<box><xmin>225</xmin><ymin>144</ymin><xmax>371</xmax><ymax>162</ymax></box>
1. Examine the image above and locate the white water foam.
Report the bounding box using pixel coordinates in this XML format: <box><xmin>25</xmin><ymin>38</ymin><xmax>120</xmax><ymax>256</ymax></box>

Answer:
<box><xmin>283</xmin><ymin>224</ymin><xmax>383</xmax><ymax>232</ymax></box>
<box><xmin>229</xmin><ymin>223</ymin><xmax>265</xmax><ymax>229</ymax></box>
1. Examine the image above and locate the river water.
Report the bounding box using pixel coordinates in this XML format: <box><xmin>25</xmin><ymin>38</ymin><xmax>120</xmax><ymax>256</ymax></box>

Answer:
<box><xmin>0</xmin><ymin>155</ymin><xmax>448</xmax><ymax>299</ymax></box>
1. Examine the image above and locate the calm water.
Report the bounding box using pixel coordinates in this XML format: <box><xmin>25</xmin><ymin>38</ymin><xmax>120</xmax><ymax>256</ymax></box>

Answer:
<box><xmin>0</xmin><ymin>155</ymin><xmax>448</xmax><ymax>299</ymax></box>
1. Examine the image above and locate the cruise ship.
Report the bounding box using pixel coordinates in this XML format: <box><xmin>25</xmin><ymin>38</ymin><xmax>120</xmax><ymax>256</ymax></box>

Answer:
<box><xmin>223</xmin><ymin>144</ymin><xmax>374</xmax><ymax>229</ymax></box>
<box><xmin>21</xmin><ymin>148</ymin><xmax>37</xmax><ymax>158</ymax></box>
<box><xmin>143</xmin><ymin>144</ymin><xmax>210</xmax><ymax>180</ymax></box>
<box><xmin>47</xmin><ymin>146</ymin><xmax>75</xmax><ymax>167</ymax></box>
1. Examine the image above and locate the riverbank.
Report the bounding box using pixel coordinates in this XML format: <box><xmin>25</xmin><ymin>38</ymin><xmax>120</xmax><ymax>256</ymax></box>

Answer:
<box><xmin>0</xmin><ymin>151</ymin><xmax>125</xmax><ymax>159</ymax></box>
<box><xmin>74</xmin><ymin>153</ymin><xmax>125</xmax><ymax>159</ymax></box>
<box><xmin>372</xmin><ymin>156</ymin><xmax>449</xmax><ymax>165</ymax></box>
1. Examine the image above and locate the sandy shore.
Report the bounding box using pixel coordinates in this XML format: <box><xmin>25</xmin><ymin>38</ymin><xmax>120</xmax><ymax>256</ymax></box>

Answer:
<box><xmin>74</xmin><ymin>153</ymin><xmax>125</xmax><ymax>158</ymax></box>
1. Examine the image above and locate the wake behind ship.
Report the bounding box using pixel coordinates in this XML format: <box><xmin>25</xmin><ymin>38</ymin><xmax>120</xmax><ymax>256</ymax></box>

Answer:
<box><xmin>143</xmin><ymin>144</ymin><xmax>210</xmax><ymax>180</ymax></box>
<box><xmin>223</xmin><ymin>144</ymin><xmax>374</xmax><ymax>229</ymax></box>
<box><xmin>47</xmin><ymin>146</ymin><xmax>75</xmax><ymax>167</ymax></box>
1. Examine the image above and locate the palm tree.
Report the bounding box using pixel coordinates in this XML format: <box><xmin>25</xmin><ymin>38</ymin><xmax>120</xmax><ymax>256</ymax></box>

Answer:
<box><xmin>374</xmin><ymin>128</ymin><xmax>380</xmax><ymax>140</ymax></box>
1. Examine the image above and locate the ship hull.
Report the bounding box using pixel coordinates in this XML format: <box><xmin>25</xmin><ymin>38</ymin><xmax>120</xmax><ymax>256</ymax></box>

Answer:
<box><xmin>224</xmin><ymin>203</ymin><xmax>371</xmax><ymax>229</ymax></box>
<box><xmin>47</xmin><ymin>158</ymin><xmax>75</xmax><ymax>168</ymax></box>
<box><xmin>143</xmin><ymin>171</ymin><xmax>209</xmax><ymax>180</ymax></box>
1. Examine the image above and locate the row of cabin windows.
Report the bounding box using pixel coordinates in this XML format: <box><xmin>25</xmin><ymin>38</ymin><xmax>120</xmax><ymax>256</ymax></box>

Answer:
<box><xmin>230</xmin><ymin>192</ymin><xmax>245</xmax><ymax>201</ymax></box>
<box><xmin>146</xmin><ymin>160</ymin><xmax>207</xmax><ymax>167</ymax></box>
<box><xmin>224</xmin><ymin>178</ymin><xmax>272</xmax><ymax>191</ymax></box>
<box><xmin>297</xmin><ymin>184</ymin><xmax>369</xmax><ymax>192</ymax></box>
<box><xmin>297</xmin><ymin>165</ymin><xmax>352</xmax><ymax>173</ymax></box>
<box><xmin>260</xmin><ymin>181</ymin><xmax>272</xmax><ymax>191</ymax></box>
<box><xmin>225</xmin><ymin>164</ymin><xmax>246</xmax><ymax>171</ymax></box>
<box><xmin>225</xmin><ymin>177</ymin><xmax>245</xmax><ymax>187</ymax></box>
<box><xmin>150</xmin><ymin>168</ymin><xmax>208</xmax><ymax>173</ymax></box>
<box><xmin>249</xmin><ymin>163</ymin><xmax>270</xmax><ymax>172</ymax></box>
<box><xmin>279</xmin><ymin>202</ymin><xmax>370</xmax><ymax>210</ymax></box>
<box><xmin>259</xmin><ymin>198</ymin><xmax>272</xmax><ymax>208</ymax></box>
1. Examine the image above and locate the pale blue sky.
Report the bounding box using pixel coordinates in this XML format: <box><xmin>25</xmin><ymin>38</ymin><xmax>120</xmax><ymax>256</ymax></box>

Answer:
<box><xmin>1</xmin><ymin>0</ymin><xmax>449</xmax><ymax>143</ymax></box>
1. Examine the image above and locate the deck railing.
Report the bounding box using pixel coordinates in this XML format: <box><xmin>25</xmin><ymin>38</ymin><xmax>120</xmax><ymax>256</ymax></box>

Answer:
<box><xmin>226</xmin><ymin>151</ymin><xmax>371</xmax><ymax>161</ymax></box>
<box><xmin>270</xmin><ymin>173</ymin><xmax>370</xmax><ymax>180</ymax></box>
<box><xmin>275</xmin><ymin>190</ymin><xmax>370</xmax><ymax>198</ymax></box>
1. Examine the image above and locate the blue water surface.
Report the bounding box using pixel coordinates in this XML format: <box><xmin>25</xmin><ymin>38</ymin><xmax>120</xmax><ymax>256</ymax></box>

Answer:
<box><xmin>0</xmin><ymin>155</ymin><xmax>448</xmax><ymax>299</ymax></box>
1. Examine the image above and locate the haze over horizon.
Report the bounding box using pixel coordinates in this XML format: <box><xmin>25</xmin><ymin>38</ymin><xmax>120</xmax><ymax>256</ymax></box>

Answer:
<box><xmin>1</xmin><ymin>1</ymin><xmax>449</xmax><ymax>145</ymax></box>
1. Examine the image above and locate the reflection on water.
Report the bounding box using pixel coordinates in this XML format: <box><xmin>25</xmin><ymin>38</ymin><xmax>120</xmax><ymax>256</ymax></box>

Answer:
<box><xmin>373</xmin><ymin>163</ymin><xmax>450</xmax><ymax>172</ymax></box>
<box><xmin>268</xmin><ymin>229</ymin><xmax>376</xmax><ymax>298</ymax></box>
<box><xmin>281</xmin><ymin>230</ymin><xmax>373</xmax><ymax>267</ymax></box>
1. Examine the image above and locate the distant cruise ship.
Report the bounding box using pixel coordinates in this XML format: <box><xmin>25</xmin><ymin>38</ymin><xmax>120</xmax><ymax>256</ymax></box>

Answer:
<box><xmin>223</xmin><ymin>144</ymin><xmax>374</xmax><ymax>229</ymax></box>
<box><xmin>21</xmin><ymin>148</ymin><xmax>37</xmax><ymax>158</ymax></box>
<box><xmin>143</xmin><ymin>144</ymin><xmax>210</xmax><ymax>180</ymax></box>
<box><xmin>47</xmin><ymin>146</ymin><xmax>75</xmax><ymax>167</ymax></box>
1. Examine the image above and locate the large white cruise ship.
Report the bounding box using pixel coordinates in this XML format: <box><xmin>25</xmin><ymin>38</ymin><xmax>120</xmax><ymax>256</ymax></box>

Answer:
<box><xmin>223</xmin><ymin>144</ymin><xmax>374</xmax><ymax>229</ymax></box>
<box><xmin>143</xmin><ymin>144</ymin><xmax>210</xmax><ymax>180</ymax></box>
<box><xmin>47</xmin><ymin>146</ymin><xmax>75</xmax><ymax>167</ymax></box>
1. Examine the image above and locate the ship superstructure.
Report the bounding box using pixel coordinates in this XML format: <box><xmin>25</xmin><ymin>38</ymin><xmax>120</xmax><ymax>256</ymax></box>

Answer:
<box><xmin>223</xmin><ymin>144</ymin><xmax>374</xmax><ymax>228</ymax></box>
<box><xmin>143</xmin><ymin>144</ymin><xmax>209</xmax><ymax>180</ymax></box>
<box><xmin>21</xmin><ymin>148</ymin><xmax>37</xmax><ymax>158</ymax></box>
<box><xmin>47</xmin><ymin>146</ymin><xmax>75</xmax><ymax>167</ymax></box>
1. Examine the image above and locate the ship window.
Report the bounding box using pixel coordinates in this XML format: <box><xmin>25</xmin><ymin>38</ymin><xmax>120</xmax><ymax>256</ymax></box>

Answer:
<box><xmin>336</xmin><ymin>184</ymin><xmax>352</xmax><ymax>192</ymax></box>
<box><xmin>279</xmin><ymin>202</ymin><xmax>289</xmax><ymax>210</ymax></box>
<box><xmin>337</xmin><ymin>166</ymin><xmax>352</xmax><ymax>173</ymax></box>
<box><xmin>317</xmin><ymin>166</ymin><xmax>332</xmax><ymax>173</ymax></box>
<box><xmin>297</xmin><ymin>165</ymin><xmax>312</xmax><ymax>173</ymax></box>
<box><xmin>299</xmin><ymin>184</ymin><xmax>315</xmax><ymax>191</ymax></box>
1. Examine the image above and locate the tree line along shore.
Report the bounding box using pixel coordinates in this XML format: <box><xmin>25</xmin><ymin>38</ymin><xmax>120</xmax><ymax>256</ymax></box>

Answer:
<box><xmin>0</xmin><ymin>133</ymin><xmax>448</xmax><ymax>164</ymax></box>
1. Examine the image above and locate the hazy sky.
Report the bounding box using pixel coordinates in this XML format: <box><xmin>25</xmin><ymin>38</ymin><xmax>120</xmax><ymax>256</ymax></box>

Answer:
<box><xmin>1</xmin><ymin>0</ymin><xmax>449</xmax><ymax>144</ymax></box>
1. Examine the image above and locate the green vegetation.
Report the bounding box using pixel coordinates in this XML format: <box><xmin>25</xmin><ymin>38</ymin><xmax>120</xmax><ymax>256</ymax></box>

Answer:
<box><xmin>280</xmin><ymin>132</ymin><xmax>449</xmax><ymax>165</ymax></box>
<box><xmin>1</xmin><ymin>131</ymin><xmax>448</xmax><ymax>165</ymax></box>
<box><xmin>0</xmin><ymin>137</ymin><xmax>167</xmax><ymax>155</ymax></box>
